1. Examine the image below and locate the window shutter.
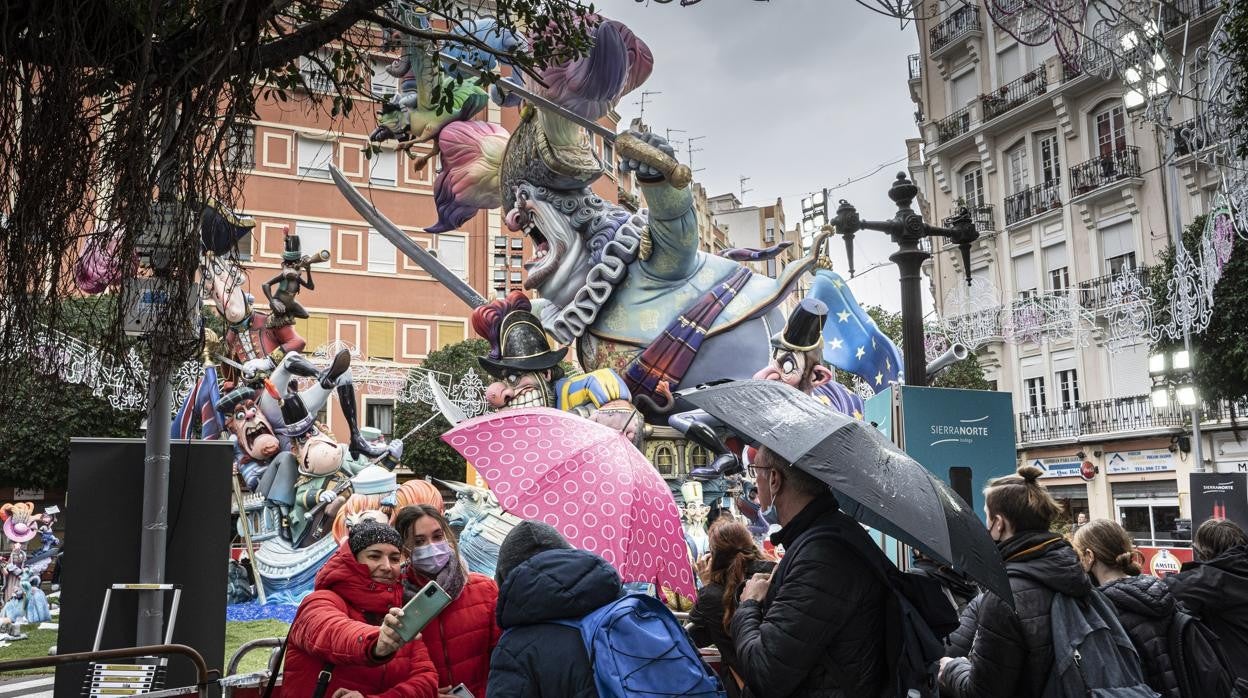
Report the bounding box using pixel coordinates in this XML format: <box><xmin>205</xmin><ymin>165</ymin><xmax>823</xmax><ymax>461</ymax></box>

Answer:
<box><xmin>368</xmin><ymin>319</ymin><xmax>395</xmax><ymax>360</ymax></box>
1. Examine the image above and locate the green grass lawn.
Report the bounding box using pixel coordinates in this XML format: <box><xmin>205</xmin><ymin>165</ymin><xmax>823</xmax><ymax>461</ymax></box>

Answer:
<box><xmin>0</xmin><ymin>620</ymin><xmax>290</xmax><ymax>680</ymax></box>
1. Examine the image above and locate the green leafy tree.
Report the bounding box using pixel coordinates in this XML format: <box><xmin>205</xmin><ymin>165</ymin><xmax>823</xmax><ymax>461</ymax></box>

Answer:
<box><xmin>1150</xmin><ymin>215</ymin><xmax>1248</xmax><ymax>410</ymax></box>
<box><xmin>0</xmin><ymin>296</ymin><xmax>144</xmax><ymax>489</ymax></box>
<box><xmin>836</xmin><ymin>305</ymin><xmax>991</xmax><ymax>391</ymax></box>
<box><xmin>393</xmin><ymin>338</ymin><xmax>490</xmax><ymax>482</ymax></box>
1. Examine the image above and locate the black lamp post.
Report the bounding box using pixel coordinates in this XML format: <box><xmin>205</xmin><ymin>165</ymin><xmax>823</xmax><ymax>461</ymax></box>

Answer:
<box><xmin>832</xmin><ymin>172</ymin><xmax>979</xmax><ymax>386</ymax></box>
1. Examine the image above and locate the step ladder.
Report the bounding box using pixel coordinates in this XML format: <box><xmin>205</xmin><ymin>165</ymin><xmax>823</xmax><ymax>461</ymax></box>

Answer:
<box><xmin>82</xmin><ymin>584</ymin><xmax>182</xmax><ymax>697</ymax></box>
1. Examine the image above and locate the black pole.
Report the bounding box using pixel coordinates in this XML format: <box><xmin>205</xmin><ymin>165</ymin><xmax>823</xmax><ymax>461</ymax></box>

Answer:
<box><xmin>833</xmin><ymin>173</ymin><xmax>978</xmax><ymax>387</ymax></box>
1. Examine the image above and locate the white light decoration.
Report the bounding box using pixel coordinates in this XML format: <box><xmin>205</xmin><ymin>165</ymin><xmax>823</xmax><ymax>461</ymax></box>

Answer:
<box><xmin>939</xmin><ymin>277</ymin><xmax>1004</xmax><ymax>349</ymax></box>
<box><xmin>1002</xmin><ymin>291</ymin><xmax>1096</xmax><ymax>348</ymax></box>
<box><xmin>1098</xmin><ymin>268</ymin><xmax>1156</xmax><ymax>353</ymax></box>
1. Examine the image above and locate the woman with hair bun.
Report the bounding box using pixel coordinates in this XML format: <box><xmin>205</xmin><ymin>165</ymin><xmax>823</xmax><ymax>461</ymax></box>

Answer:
<box><xmin>1073</xmin><ymin>519</ymin><xmax>1188</xmax><ymax>697</ymax></box>
<box><xmin>938</xmin><ymin>464</ymin><xmax>1096</xmax><ymax>698</ymax></box>
<box><xmin>686</xmin><ymin>520</ymin><xmax>772</xmax><ymax>698</ymax></box>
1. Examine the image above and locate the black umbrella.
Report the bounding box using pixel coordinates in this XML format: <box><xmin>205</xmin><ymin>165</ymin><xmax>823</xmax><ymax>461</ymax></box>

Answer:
<box><xmin>682</xmin><ymin>379</ymin><xmax>1012</xmax><ymax>606</ymax></box>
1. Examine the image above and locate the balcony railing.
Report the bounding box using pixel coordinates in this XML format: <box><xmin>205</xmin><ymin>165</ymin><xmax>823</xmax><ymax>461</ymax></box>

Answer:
<box><xmin>943</xmin><ymin>204</ymin><xmax>996</xmax><ymax>234</ymax></box>
<box><xmin>1062</xmin><ymin>61</ymin><xmax>1084</xmax><ymax>82</ymax></box>
<box><xmin>930</xmin><ymin>5</ymin><xmax>982</xmax><ymax>53</ymax></box>
<box><xmin>1070</xmin><ymin>146</ymin><xmax>1142</xmax><ymax>197</ymax></box>
<box><xmin>1004</xmin><ymin>179</ymin><xmax>1062</xmax><ymax>226</ymax></box>
<box><xmin>936</xmin><ymin>105</ymin><xmax>972</xmax><ymax>144</ymax></box>
<box><xmin>1173</xmin><ymin>117</ymin><xmax>1211</xmax><ymax>157</ymax></box>
<box><xmin>1077</xmin><ymin>266</ymin><xmax>1152</xmax><ymax>311</ymax></box>
<box><xmin>908</xmin><ymin>53</ymin><xmax>922</xmax><ymax>81</ymax></box>
<box><xmin>1161</xmin><ymin>0</ymin><xmax>1222</xmax><ymax>31</ymax></box>
<box><xmin>980</xmin><ymin>67</ymin><xmax>1048</xmax><ymax>122</ymax></box>
<box><xmin>1018</xmin><ymin>394</ymin><xmax>1187</xmax><ymax>443</ymax></box>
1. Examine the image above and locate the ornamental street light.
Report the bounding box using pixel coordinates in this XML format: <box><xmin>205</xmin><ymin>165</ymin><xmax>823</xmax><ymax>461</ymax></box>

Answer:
<box><xmin>829</xmin><ymin>172</ymin><xmax>978</xmax><ymax>387</ymax></box>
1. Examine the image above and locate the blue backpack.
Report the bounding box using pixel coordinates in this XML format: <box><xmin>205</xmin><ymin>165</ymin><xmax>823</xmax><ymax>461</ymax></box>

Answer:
<box><xmin>555</xmin><ymin>593</ymin><xmax>727</xmax><ymax>698</ymax></box>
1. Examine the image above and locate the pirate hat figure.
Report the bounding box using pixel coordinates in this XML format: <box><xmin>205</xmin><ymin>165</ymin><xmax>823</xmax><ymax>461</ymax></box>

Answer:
<box><xmin>277</xmin><ymin>392</ymin><xmax>317</xmax><ymax>438</ymax></box>
<box><xmin>771</xmin><ymin>297</ymin><xmax>828</xmax><ymax>352</ymax></box>
<box><xmin>472</xmin><ymin>291</ymin><xmax>568</xmax><ymax>378</ymax></box>
<box><xmin>216</xmin><ymin>385</ymin><xmax>258</xmax><ymax>415</ymax></box>
<box><xmin>282</xmin><ymin>233</ymin><xmax>302</xmax><ymax>263</ymax></box>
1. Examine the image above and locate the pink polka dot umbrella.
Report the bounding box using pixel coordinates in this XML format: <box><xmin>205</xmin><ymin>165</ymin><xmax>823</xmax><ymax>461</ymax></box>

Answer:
<box><xmin>442</xmin><ymin>407</ymin><xmax>696</xmax><ymax>599</ymax></box>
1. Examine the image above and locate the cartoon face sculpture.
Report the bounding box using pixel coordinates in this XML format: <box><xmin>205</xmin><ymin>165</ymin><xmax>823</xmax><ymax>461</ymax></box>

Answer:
<box><xmin>291</xmin><ymin>426</ymin><xmax>343</xmax><ymax>477</ymax></box>
<box><xmin>206</xmin><ymin>258</ymin><xmax>249</xmax><ymax>325</ymax></box>
<box><xmin>752</xmin><ymin>298</ymin><xmax>834</xmax><ymax>394</ymax></box>
<box><xmin>224</xmin><ymin>394</ymin><xmax>281</xmax><ymax>462</ymax></box>
<box><xmin>484</xmin><ymin>368</ymin><xmax>556</xmax><ymax>410</ymax></box>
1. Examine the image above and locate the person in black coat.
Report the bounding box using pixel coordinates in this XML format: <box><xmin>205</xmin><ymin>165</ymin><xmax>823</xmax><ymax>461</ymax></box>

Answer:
<box><xmin>486</xmin><ymin>521</ymin><xmax>620</xmax><ymax>697</ymax></box>
<box><xmin>1164</xmin><ymin>519</ymin><xmax>1248</xmax><ymax>681</ymax></box>
<box><xmin>730</xmin><ymin>446</ymin><xmax>890</xmax><ymax>698</ymax></box>
<box><xmin>687</xmin><ymin>520</ymin><xmax>774</xmax><ymax>698</ymax></box>
<box><xmin>1074</xmin><ymin>518</ymin><xmax>1183</xmax><ymax>697</ymax></box>
<box><xmin>938</xmin><ymin>464</ymin><xmax>1094</xmax><ymax>698</ymax></box>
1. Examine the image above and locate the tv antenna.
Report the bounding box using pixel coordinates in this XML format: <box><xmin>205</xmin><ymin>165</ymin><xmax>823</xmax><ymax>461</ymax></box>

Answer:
<box><xmin>739</xmin><ymin>175</ymin><xmax>752</xmax><ymax>201</ymax></box>
<box><xmin>687</xmin><ymin>135</ymin><xmax>706</xmax><ymax>173</ymax></box>
<box><xmin>635</xmin><ymin>91</ymin><xmax>662</xmax><ymax>121</ymax></box>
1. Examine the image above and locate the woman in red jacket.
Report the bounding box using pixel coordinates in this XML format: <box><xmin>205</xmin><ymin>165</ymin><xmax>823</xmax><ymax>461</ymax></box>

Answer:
<box><xmin>284</xmin><ymin>521</ymin><xmax>439</xmax><ymax>698</ymax></box>
<box><xmin>394</xmin><ymin>505</ymin><xmax>501</xmax><ymax>697</ymax></box>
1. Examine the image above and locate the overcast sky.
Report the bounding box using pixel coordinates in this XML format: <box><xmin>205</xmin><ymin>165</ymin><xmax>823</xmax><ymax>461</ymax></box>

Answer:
<box><xmin>605</xmin><ymin>0</ymin><xmax>925</xmax><ymax>313</ymax></box>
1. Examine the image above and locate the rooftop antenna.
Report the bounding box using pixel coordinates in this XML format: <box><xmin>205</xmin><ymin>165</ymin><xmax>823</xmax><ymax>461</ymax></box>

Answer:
<box><xmin>665</xmin><ymin>127</ymin><xmax>686</xmax><ymax>150</ymax></box>
<box><xmin>739</xmin><ymin>175</ymin><xmax>752</xmax><ymax>202</ymax></box>
<box><xmin>635</xmin><ymin>91</ymin><xmax>662</xmax><ymax>122</ymax></box>
<box><xmin>687</xmin><ymin>135</ymin><xmax>706</xmax><ymax>174</ymax></box>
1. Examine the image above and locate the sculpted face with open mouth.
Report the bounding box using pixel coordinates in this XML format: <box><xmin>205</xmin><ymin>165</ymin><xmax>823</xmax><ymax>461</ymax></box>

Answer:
<box><xmin>228</xmin><ymin>399</ymin><xmax>280</xmax><ymax>461</ymax></box>
<box><xmin>484</xmin><ymin>370</ymin><xmax>555</xmax><ymax>411</ymax></box>
<box><xmin>505</xmin><ymin>186</ymin><xmax>591</xmax><ymax>310</ymax></box>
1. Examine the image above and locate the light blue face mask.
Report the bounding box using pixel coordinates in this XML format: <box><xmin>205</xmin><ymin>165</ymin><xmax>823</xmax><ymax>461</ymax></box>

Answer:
<box><xmin>409</xmin><ymin>541</ymin><xmax>453</xmax><ymax>575</ymax></box>
<box><xmin>760</xmin><ymin>503</ymin><xmax>780</xmax><ymax>526</ymax></box>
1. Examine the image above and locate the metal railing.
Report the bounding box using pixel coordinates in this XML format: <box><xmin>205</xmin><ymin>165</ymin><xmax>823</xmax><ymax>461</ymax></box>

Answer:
<box><xmin>1173</xmin><ymin>117</ymin><xmax>1212</xmax><ymax>157</ymax></box>
<box><xmin>1018</xmin><ymin>394</ymin><xmax>1187</xmax><ymax>443</ymax></box>
<box><xmin>936</xmin><ymin>105</ymin><xmax>972</xmax><ymax>144</ymax></box>
<box><xmin>930</xmin><ymin>5</ymin><xmax>982</xmax><ymax>52</ymax></box>
<box><xmin>1076</xmin><ymin>266</ymin><xmax>1152</xmax><ymax>310</ymax></box>
<box><xmin>1070</xmin><ymin>146</ymin><xmax>1142</xmax><ymax>197</ymax></box>
<box><xmin>908</xmin><ymin>53</ymin><xmax>922</xmax><ymax>81</ymax></box>
<box><xmin>943</xmin><ymin>204</ymin><xmax>996</xmax><ymax>234</ymax></box>
<box><xmin>0</xmin><ymin>644</ymin><xmax>216</xmax><ymax>697</ymax></box>
<box><xmin>1004</xmin><ymin>179</ymin><xmax>1062</xmax><ymax>226</ymax></box>
<box><xmin>1062</xmin><ymin>61</ymin><xmax>1084</xmax><ymax>82</ymax></box>
<box><xmin>1161</xmin><ymin>0</ymin><xmax>1222</xmax><ymax>31</ymax></box>
<box><xmin>981</xmin><ymin>67</ymin><xmax>1048</xmax><ymax>122</ymax></box>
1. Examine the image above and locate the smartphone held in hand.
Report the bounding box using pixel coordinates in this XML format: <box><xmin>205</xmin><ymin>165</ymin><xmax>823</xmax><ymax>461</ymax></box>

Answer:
<box><xmin>448</xmin><ymin>683</ymin><xmax>475</xmax><ymax>698</ymax></box>
<box><xmin>394</xmin><ymin>580</ymin><xmax>453</xmax><ymax>643</ymax></box>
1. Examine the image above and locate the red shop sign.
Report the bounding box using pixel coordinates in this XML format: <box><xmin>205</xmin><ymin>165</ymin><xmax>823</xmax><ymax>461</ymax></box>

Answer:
<box><xmin>1137</xmin><ymin>546</ymin><xmax>1194</xmax><ymax>578</ymax></box>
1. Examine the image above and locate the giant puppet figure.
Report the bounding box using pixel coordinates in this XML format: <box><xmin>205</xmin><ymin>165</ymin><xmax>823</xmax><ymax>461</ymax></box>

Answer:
<box><xmin>333</xmin><ymin>16</ymin><xmax>902</xmax><ymax>410</ymax></box>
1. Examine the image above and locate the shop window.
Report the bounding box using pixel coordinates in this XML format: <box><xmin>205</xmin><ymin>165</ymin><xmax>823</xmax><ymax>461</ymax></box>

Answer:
<box><xmin>1117</xmin><ymin>499</ymin><xmax>1183</xmax><ymax>547</ymax></box>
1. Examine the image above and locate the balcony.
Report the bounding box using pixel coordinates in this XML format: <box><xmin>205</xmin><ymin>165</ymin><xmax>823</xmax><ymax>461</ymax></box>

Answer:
<box><xmin>1173</xmin><ymin>117</ymin><xmax>1211</xmax><ymax>157</ymax></box>
<box><xmin>943</xmin><ymin>204</ymin><xmax>996</xmax><ymax>234</ymax></box>
<box><xmin>930</xmin><ymin>5</ymin><xmax>982</xmax><ymax>56</ymax></box>
<box><xmin>1004</xmin><ymin>179</ymin><xmax>1062</xmax><ymax>227</ymax></box>
<box><xmin>1069</xmin><ymin>146</ymin><xmax>1142</xmax><ymax>199</ymax></box>
<box><xmin>1161</xmin><ymin>0</ymin><xmax>1222</xmax><ymax>32</ymax></box>
<box><xmin>935</xmin><ymin>105</ymin><xmax>972</xmax><ymax>145</ymax></box>
<box><xmin>1077</xmin><ymin>267</ymin><xmax>1153</xmax><ymax>311</ymax></box>
<box><xmin>908</xmin><ymin>53</ymin><xmax>922</xmax><ymax>82</ymax></box>
<box><xmin>980</xmin><ymin>67</ymin><xmax>1048</xmax><ymax>123</ymax></box>
<box><xmin>1018</xmin><ymin>394</ymin><xmax>1187</xmax><ymax>444</ymax></box>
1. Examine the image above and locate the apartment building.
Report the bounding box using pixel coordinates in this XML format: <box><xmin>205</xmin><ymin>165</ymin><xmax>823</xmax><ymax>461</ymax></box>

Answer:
<box><xmin>907</xmin><ymin>0</ymin><xmax>1238</xmax><ymax>552</ymax></box>
<box><xmin>706</xmin><ymin>193</ymin><xmax>799</xmax><ymax>279</ymax></box>
<box><xmin>232</xmin><ymin>60</ymin><xmax>619</xmax><ymax>446</ymax></box>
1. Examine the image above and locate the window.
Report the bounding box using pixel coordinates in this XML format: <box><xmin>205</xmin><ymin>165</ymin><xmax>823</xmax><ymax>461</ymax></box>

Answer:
<box><xmin>296</xmin><ymin>222</ymin><xmax>332</xmax><ymax>266</ymax></box>
<box><xmin>227</xmin><ymin>125</ymin><xmax>255</xmax><ymax>169</ymax></box>
<box><xmin>494</xmin><ymin>236</ymin><xmax>507</xmax><ymax>250</ymax></box>
<box><xmin>1095</xmin><ymin>104</ymin><xmax>1128</xmax><ymax>157</ymax></box>
<box><xmin>494</xmin><ymin>254</ymin><xmax>506</xmax><ymax>267</ymax></box>
<box><xmin>369</xmin><ymin>148</ymin><xmax>397</xmax><ymax>186</ymax></box>
<box><xmin>1099</xmin><ymin>221</ymin><xmax>1135</xmax><ymax>275</ymax></box>
<box><xmin>960</xmin><ymin>167</ymin><xmax>984</xmax><ymax>209</ymax></box>
<box><xmin>998</xmin><ymin>44</ymin><xmax>1023</xmax><ymax>85</ymax></box>
<box><xmin>766</xmin><ymin>258</ymin><xmax>777</xmax><ymax>277</ymax></box>
<box><xmin>1107</xmin><ymin>252</ymin><xmax>1137</xmax><ymax>275</ymax></box>
<box><xmin>604</xmin><ymin>141</ymin><xmax>615</xmax><ymax>169</ymax></box>
<box><xmin>299</xmin><ymin>55</ymin><xmax>333</xmax><ymax>92</ymax></box>
<box><xmin>510</xmin><ymin>271</ymin><xmax>522</xmax><ymax>283</ymax></box>
<box><xmin>764</xmin><ymin>224</ymin><xmax>776</xmax><ymax>243</ymax></box>
<box><xmin>1044</xmin><ymin>243</ymin><xmax>1069</xmax><ymax>291</ymax></box>
<box><xmin>437</xmin><ymin>235</ymin><xmax>467</xmax><ymax>278</ymax></box>
<box><xmin>951</xmin><ymin>70</ymin><xmax>978</xmax><ymax>108</ymax></box>
<box><xmin>510</xmin><ymin>255</ymin><xmax>523</xmax><ymax>268</ymax></box>
<box><xmin>234</xmin><ymin>229</ymin><xmax>254</xmax><ymax>261</ymax></box>
<box><xmin>1117</xmin><ymin>497</ymin><xmax>1183</xmax><ymax>547</ymax></box>
<box><xmin>493</xmin><ymin>270</ymin><xmax>506</xmax><ymax>283</ymax></box>
<box><xmin>1024</xmin><ymin>376</ymin><xmax>1048</xmax><ymax>413</ymax></box>
<box><xmin>1037</xmin><ymin>132</ymin><xmax>1061</xmax><ymax>184</ymax></box>
<box><xmin>1056</xmin><ymin>369</ymin><xmax>1080</xmax><ymax>409</ymax></box>
<box><xmin>367</xmin><ymin>319</ymin><xmax>395</xmax><ymax>360</ymax></box>
<box><xmin>1006</xmin><ymin>143</ymin><xmax>1030</xmax><ymax>195</ymax></box>
<box><xmin>438</xmin><ymin>321</ymin><xmax>465</xmax><ymax>348</ymax></box>
<box><xmin>297</xmin><ymin>135</ymin><xmax>333</xmax><ymax>179</ymax></box>
<box><xmin>295</xmin><ymin>314</ymin><xmax>329</xmax><ymax>350</ymax></box>
<box><xmin>1013</xmin><ymin>252</ymin><xmax>1037</xmax><ymax>298</ymax></box>
<box><xmin>509</xmin><ymin>237</ymin><xmax>523</xmax><ymax>250</ymax></box>
<box><xmin>652</xmin><ymin>443</ymin><xmax>677</xmax><ymax>476</ymax></box>
<box><xmin>371</xmin><ymin>61</ymin><xmax>398</xmax><ymax>98</ymax></box>
<box><xmin>365</xmin><ymin>400</ymin><xmax>395</xmax><ymax>440</ymax></box>
<box><xmin>367</xmin><ymin>229</ymin><xmax>395</xmax><ymax>274</ymax></box>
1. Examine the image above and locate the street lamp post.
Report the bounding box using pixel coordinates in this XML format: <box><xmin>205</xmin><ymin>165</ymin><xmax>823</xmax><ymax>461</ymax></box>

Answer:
<box><xmin>830</xmin><ymin>172</ymin><xmax>978</xmax><ymax>386</ymax></box>
<box><xmin>1149</xmin><ymin>348</ymin><xmax>1202</xmax><ymax>465</ymax></box>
